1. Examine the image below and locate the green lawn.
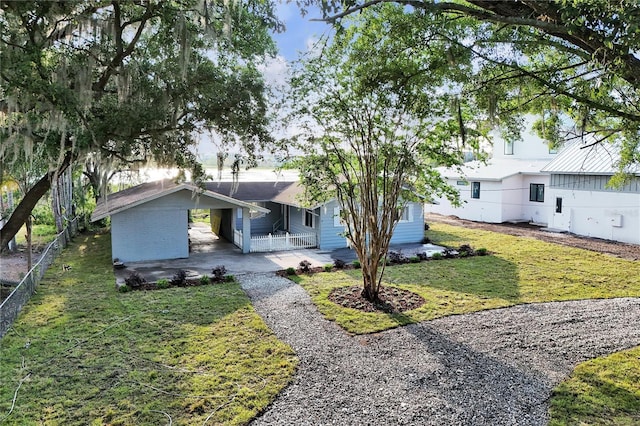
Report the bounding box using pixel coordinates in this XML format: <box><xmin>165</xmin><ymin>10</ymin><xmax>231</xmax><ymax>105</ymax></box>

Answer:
<box><xmin>550</xmin><ymin>346</ymin><xmax>640</xmax><ymax>426</ymax></box>
<box><xmin>15</xmin><ymin>223</ymin><xmax>59</xmax><ymax>247</ymax></box>
<box><xmin>0</xmin><ymin>231</ymin><xmax>296</xmax><ymax>425</ymax></box>
<box><xmin>296</xmin><ymin>222</ymin><xmax>640</xmax><ymax>424</ymax></box>
<box><xmin>297</xmin><ymin>223</ymin><xmax>640</xmax><ymax>334</ymax></box>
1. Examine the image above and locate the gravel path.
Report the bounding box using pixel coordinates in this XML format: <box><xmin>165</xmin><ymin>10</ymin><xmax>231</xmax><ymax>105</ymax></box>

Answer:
<box><xmin>239</xmin><ymin>273</ymin><xmax>640</xmax><ymax>426</ymax></box>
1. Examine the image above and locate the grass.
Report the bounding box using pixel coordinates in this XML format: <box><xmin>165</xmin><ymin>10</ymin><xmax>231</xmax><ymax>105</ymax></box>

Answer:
<box><xmin>0</xmin><ymin>231</ymin><xmax>297</xmax><ymax>425</ymax></box>
<box><xmin>297</xmin><ymin>223</ymin><xmax>640</xmax><ymax>334</ymax></box>
<box><xmin>14</xmin><ymin>223</ymin><xmax>59</xmax><ymax>247</ymax></box>
<box><xmin>296</xmin><ymin>222</ymin><xmax>640</xmax><ymax>424</ymax></box>
<box><xmin>550</xmin><ymin>346</ymin><xmax>640</xmax><ymax>425</ymax></box>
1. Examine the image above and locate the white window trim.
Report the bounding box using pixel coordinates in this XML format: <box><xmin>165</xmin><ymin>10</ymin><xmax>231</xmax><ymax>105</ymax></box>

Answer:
<box><xmin>303</xmin><ymin>209</ymin><xmax>315</xmax><ymax>229</ymax></box>
<box><xmin>398</xmin><ymin>204</ymin><xmax>414</xmax><ymax>223</ymax></box>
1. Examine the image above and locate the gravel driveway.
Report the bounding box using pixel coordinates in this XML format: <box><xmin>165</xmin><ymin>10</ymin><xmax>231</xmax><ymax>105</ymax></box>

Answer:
<box><xmin>240</xmin><ymin>273</ymin><xmax>640</xmax><ymax>425</ymax></box>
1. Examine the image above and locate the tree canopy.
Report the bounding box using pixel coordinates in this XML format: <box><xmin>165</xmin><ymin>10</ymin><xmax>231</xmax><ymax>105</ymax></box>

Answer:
<box><xmin>0</xmin><ymin>0</ymin><xmax>281</xmax><ymax>248</ymax></box>
<box><xmin>286</xmin><ymin>5</ymin><xmax>483</xmax><ymax>301</ymax></box>
<box><xmin>305</xmin><ymin>0</ymin><xmax>640</xmax><ymax>171</ymax></box>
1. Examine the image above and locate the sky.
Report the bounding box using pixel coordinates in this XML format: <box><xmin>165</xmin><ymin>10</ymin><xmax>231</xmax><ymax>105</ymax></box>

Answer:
<box><xmin>194</xmin><ymin>2</ymin><xmax>329</xmax><ymax>161</ymax></box>
<box><xmin>271</xmin><ymin>2</ymin><xmax>328</xmax><ymax>62</ymax></box>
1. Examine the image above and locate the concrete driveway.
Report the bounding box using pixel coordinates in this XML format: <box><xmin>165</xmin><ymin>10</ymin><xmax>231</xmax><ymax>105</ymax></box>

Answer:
<box><xmin>113</xmin><ymin>222</ymin><xmax>445</xmax><ymax>284</ymax></box>
<box><xmin>113</xmin><ymin>246</ymin><xmax>336</xmax><ymax>284</ymax></box>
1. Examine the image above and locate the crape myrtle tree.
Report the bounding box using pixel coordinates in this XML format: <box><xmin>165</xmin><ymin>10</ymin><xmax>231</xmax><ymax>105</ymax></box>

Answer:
<box><xmin>305</xmin><ymin>0</ymin><xmax>640</xmax><ymax>179</ymax></box>
<box><xmin>286</xmin><ymin>5</ymin><xmax>486</xmax><ymax>302</ymax></box>
<box><xmin>0</xmin><ymin>0</ymin><xmax>281</xmax><ymax>249</ymax></box>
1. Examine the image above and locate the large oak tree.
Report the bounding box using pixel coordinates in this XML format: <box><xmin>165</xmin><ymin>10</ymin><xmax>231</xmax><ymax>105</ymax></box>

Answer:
<box><xmin>1</xmin><ymin>0</ymin><xmax>281</xmax><ymax>249</ymax></box>
<box><xmin>306</xmin><ymin>0</ymin><xmax>640</xmax><ymax>172</ymax></box>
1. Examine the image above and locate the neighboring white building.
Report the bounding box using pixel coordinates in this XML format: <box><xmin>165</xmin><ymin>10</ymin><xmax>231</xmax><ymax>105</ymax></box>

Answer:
<box><xmin>428</xmin><ymin>119</ymin><xmax>640</xmax><ymax>245</ymax></box>
<box><xmin>427</xmin><ymin>120</ymin><xmax>557</xmax><ymax>224</ymax></box>
<box><xmin>542</xmin><ymin>142</ymin><xmax>640</xmax><ymax>244</ymax></box>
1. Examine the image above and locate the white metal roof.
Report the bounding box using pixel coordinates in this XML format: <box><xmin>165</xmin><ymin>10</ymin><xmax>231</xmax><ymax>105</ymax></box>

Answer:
<box><xmin>541</xmin><ymin>141</ymin><xmax>639</xmax><ymax>175</ymax></box>
<box><xmin>439</xmin><ymin>158</ymin><xmax>550</xmax><ymax>182</ymax></box>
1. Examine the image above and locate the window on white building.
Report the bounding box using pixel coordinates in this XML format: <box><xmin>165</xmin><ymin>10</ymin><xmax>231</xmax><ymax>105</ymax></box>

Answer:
<box><xmin>529</xmin><ymin>184</ymin><xmax>545</xmax><ymax>202</ymax></box>
<box><xmin>471</xmin><ymin>182</ymin><xmax>481</xmax><ymax>199</ymax></box>
<box><xmin>504</xmin><ymin>140</ymin><xmax>514</xmax><ymax>155</ymax></box>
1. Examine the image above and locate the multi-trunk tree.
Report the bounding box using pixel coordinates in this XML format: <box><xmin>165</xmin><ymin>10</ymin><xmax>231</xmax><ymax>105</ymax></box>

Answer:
<box><xmin>0</xmin><ymin>0</ymin><xmax>281</xmax><ymax>249</ymax></box>
<box><xmin>287</xmin><ymin>5</ymin><xmax>485</xmax><ymax>302</ymax></box>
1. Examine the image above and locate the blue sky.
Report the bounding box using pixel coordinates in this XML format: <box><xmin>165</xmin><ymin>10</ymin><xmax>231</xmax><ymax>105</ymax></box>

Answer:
<box><xmin>271</xmin><ymin>2</ymin><xmax>328</xmax><ymax>62</ymax></box>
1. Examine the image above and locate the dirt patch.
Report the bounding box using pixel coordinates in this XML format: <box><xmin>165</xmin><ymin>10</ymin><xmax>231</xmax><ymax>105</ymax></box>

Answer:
<box><xmin>328</xmin><ymin>285</ymin><xmax>425</xmax><ymax>313</ymax></box>
<box><xmin>0</xmin><ymin>250</ymin><xmax>43</xmax><ymax>283</ymax></box>
<box><xmin>426</xmin><ymin>213</ymin><xmax>640</xmax><ymax>261</ymax></box>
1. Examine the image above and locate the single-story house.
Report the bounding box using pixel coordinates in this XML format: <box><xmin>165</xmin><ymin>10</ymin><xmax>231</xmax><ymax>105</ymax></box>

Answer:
<box><xmin>542</xmin><ymin>141</ymin><xmax>640</xmax><ymax>244</ymax></box>
<box><xmin>92</xmin><ymin>179</ymin><xmax>425</xmax><ymax>262</ymax></box>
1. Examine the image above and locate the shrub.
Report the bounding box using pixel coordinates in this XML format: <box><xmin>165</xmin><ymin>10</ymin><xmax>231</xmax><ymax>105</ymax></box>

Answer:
<box><xmin>285</xmin><ymin>267</ymin><xmax>296</xmax><ymax>276</ymax></box>
<box><xmin>442</xmin><ymin>248</ymin><xmax>457</xmax><ymax>259</ymax></box>
<box><xmin>199</xmin><ymin>275</ymin><xmax>210</xmax><ymax>285</ymax></box>
<box><xmin>118</xmin><ymin>284</ymin><xmax>131</xmax><ymax>293</ymax></box>
<box><xmin>333</xmin><ymin>259</ymin><xmax>346</xmax><ymax>269</ymax></box>
<box><xmin>170</xmin><ymin>269</ymin><xmax>187</xmax><ymax>286</ymax></box>
<box><xmin>324</xmin><ymin>264</ymin><xmax>333</xmax><ymax>272</ymax></box>
<box><xmin>224</xmin><ymin>274</ymin><xmax>235</xmax><ymax>282</ymax></box>
<box><xmin>417</xmin><ymin>252</ymin><xmax>428</xmax><ymax>261</ymax></box>
<box><xmin>475</xmin><ymin>247</ymin><xmax>488</xmax><ymax>256</ymax></box>
<box><xmin>125</xmin><ymin>272</ymin><xmax>146</xmax><ymax>289</ymax></box>
<box><xmin>299</xmin><ymin>260</ymin><xmax>312</xmax><ymax>273</ymax></box>
<box><xmin>421</xmin><ymin>237</ymin><xmax>431</xmax><ymax>244</ymax></box>
<box><xmin>31</xmin><ymin>203</ymin><xmax>55</xmax><ymax>226</ymax></box>
<box><xmin>211</xmin><ymin>265</ymin><xmax>227</xmax><ymax>282</ymax></box>
<box><xmin>409</xmin><ymin>256</ymin><xmax>421</xmax><ymax>263</ymax></box>
<box><xmin>352</xmin><ymin>260</ymin><xmax>361</xmax><ymax>269</ymax></box>
<box><xmin>156</xmin><ymin>278</ymin><xmax>170</xmax><ymax>289</ymax></box>
<box><xmin>431</xmin><ymin>252</ymin><xmax>443</xmax><ymax>260</ymax></box>
<box><xmin>388</xmin><ymin>251</ymin><xmax>410</xmax><ymax>265</ymax></box>
<box><xmin>458</xmin><ymin>244</ymin><xmax>474</xmax><ymax>256</ymax></box>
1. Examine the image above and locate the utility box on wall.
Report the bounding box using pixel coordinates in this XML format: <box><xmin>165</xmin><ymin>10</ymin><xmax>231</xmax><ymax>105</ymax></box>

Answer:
<box><xmin>610</xmin><ymin>214</ymin><xmax>623</xmax><ymax>227</ymax></box>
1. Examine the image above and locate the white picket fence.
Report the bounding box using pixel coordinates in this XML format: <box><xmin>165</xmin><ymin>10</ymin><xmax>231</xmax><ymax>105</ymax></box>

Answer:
<box><xmin>233</xmin><ymin>229</ymin><xmax>243</xmax><ymax>249</ymax></box>
<box><xmin>250</xmin><ymin>232</ymin><xmax>317</xmax><ymax>253</ymax></box>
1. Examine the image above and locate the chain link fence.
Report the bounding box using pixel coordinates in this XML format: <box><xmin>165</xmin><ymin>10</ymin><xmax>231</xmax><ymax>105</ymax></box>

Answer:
<box><xmin>0</xmin><ymin>217</ymin><xmax>80</xmax><ymax>338</ymax></box>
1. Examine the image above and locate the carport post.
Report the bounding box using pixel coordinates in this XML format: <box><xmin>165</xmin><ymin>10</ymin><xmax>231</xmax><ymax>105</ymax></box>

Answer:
<box><xmin>242</xmin><ymin>207</ymin><xmax>251</xmax><ymax>253</ymax></box>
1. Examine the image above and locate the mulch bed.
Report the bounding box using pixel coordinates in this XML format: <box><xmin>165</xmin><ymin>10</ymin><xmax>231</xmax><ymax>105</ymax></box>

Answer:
<box><xmin>328</xmin><ymin>285</ymin><xmax>425</xmax><ymax>313</ymax></box>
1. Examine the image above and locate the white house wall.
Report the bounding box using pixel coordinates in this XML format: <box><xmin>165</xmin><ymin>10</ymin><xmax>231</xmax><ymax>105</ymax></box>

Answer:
<box><xmin>519</xmin><ymin>175</ymin><xmax>553</xmax><ymax>224</ymax></box>
<box><xmin>548</xmin><ymin>189</ymin><xmax>640</xmax><ymax>244</ymax></box>
<box><xmin>111</xmin><ymin>207</ymin><xmax>188</xmax><ymax>262</ymax></box>
<box><xmin>427</xmin><ymin>175</ymin><xmax>553</xmax><ymax>224</ymax></box>
<box><xmin>427</xmin><ymin>179</ymin><xmax>505</xmax><ymax>223</ymax></box>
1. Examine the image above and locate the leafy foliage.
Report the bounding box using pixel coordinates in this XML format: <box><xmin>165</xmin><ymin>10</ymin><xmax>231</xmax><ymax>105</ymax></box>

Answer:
<box><xmin>211</xmin><ymin>265</ymin><xmax>228</xmax><ymax>282</ymax></box>
<box><xmin>124</xmin><ymin>272</ymin><xmax>146</xmax><ymax>289</ymax></box>
<box><xmin>299</xmin><ymin>260</ymin><xmax>312</xmax><ymax>273</ymax></box>
<box><xmin>0</xmin><ymin>0</ymin><xmax>281</xmax><ymax>247</ymax></box>
<box><xmin>285</xmin><ymin>5</ymin><xmax>479</xmax><ymax>301</ymax></box>
<box><xmin>170</xmin><ymin>269</ymin><xmax>188</xmax><ymax>287</ymax></box>
<box><xmin>307</xmin><ymin>0</ymin><xmax>640</xmax><ymax>175</ymax></box>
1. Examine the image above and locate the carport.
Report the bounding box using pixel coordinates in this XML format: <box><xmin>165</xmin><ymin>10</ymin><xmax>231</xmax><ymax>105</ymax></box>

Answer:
<box><xmin>91</xmin><ymin>179</ymin><xmax>269</xmax><ymax>262</ymax></box>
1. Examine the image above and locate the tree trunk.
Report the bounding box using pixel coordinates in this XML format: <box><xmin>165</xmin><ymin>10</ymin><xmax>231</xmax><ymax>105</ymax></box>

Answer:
<box><xmin>361</xmin><ymin>258</ymin><xmax>381</xmax><ymax>302</ymax></box>
<box><xmin>0</xmin><ymin>152</ymin><xmax>72</xmax><ymax>250</ymax></box>
<box><xmin>26</xmin><ymin>214</ymin><xmax>32</xmax><ymax>272</ymax></box>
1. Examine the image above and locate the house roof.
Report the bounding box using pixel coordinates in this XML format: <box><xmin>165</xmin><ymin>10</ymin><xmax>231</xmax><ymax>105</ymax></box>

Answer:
<box><xmin>541</xmin><ymin>141</ymin><xmax>640</xmax><ymax>175</ymax></box>
<box><xmin>91</xmin><ymin>179</ymin><xmax>270</xmax><ymax>222</ymax></box>
<box><xmin>439</xmin><ymin>158</ymin><xmax>551</xmax><ymax>182</ymax></box>
<box><xmin>203</xmin><ymin>181</ymin><xmax>299</xmax><ymax>202</ymax></box>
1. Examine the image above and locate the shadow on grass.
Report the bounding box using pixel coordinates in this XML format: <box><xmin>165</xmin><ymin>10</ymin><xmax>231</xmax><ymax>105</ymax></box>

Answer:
<box><xmin>385</xmin><ymin>255</ymin><xmax>521</xmax><ymax>302</ymax></box>
<box><xmin>551</xmin><ymin>368</ymin><xmax>640</xmax><ymax>424</ymax></box>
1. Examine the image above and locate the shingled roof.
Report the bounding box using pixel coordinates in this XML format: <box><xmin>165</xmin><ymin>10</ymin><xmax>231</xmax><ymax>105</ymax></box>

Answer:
<box><xmin>91</xmin><ymin>179</ymin><xmax>271</xmax><ymax>222</ymax></box>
